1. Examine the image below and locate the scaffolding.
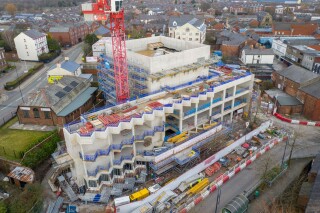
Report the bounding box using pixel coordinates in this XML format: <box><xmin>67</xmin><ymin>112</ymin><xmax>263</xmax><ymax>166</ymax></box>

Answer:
<box><xmin>97</xmin><ymin>54</ymin><xmax>149</xmax><ymax>104</ymax></box>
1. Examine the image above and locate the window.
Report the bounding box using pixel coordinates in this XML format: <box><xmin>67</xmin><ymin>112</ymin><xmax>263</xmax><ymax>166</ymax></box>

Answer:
<box><xmin>25</xmin><ymin>45</ymin><xmax>28</xmax><ymax>49</ymax></box>
<box><xmin>27</xmin><ymin>52</ymin><xmax>29</xmax><ymax>56</ymax></box>
<box><xmin>195</xmin><ymin>38</ymin><xmax>199</xmax><ymax>41</ymax></box>
<box><xmin>189</xmin><ymin>38</ymin><xmax>192</xmax><ymax>41</ymax></box>
<box><xmin>33</xmin><ymin>108</ymin><xmax>40</xmax><ymax>118</ymax></box>
<box><xmin>189</xmin><ymin>33</ymin><xmax>192</xmax><ymax>36</ymax></box>
<box><xmin>24</xmin><ymin>39</ymin><xmax>26</xmax><ymax>42</ymax></box>
<box><xmin>195</xmin><ymin>33</ymin><xmax>199</xmax><ymax>36</ymax></box>
<box><xmin>44</xmin><ymin>111</ymin><xmax>51</xmax><ymax>119</ymax></box>
<box><xmin>186</xmin><ymin>27</ymin><xmax>190</xmax><ymax>32</ymax></box>
<box><xmin>88</xmin><ymin>180</ymin><xmax>97</xmax><ymax>187</ymax></box>
<box><xmin>22</xmin><ymin>110</ymin><xmax>30</xmax><ymax>118</ymax></box>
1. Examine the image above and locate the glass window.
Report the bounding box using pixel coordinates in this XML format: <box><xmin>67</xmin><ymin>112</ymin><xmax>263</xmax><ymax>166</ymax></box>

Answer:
<box><xmin>189</xmin><ymin>38</ymin><xmax>192</xmax><ymax>41</ymax></box>
<box><xmin>23</xmin><ymin>110</ymin><xmax>30</xmax><ymax>118</ymax></box>
<box><xmin>44</xmin><ymin>111</ymin><xmax>51</xmax><ymax>119</ymax></box>
<box><xmin>88</xmin><ymin>180</ymin><xmax>97</xmax><ymax>187</ymax></box>
<box><xmin>33</xmin><ymin>108</ymin><xmax>40</xmax><ymax>118</ymax></box>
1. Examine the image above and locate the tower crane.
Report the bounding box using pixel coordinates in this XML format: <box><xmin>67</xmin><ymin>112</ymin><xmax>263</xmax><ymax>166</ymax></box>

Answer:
<box><xmin>82</xmin><ymin>0</ymin><xmax>129</xmax><ymax>103</ymax></box>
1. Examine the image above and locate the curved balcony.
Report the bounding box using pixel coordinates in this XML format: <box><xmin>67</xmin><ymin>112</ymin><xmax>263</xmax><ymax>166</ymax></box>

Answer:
<box><xmin>134</xmin><ymin>125</ymin><xmax>165</xmax><ymax>141</ymax></box>
<box><xmin>87</xmin><ymin>163</ymin><xmax>111</xmax><ymax>177</ymax></box>
<box><xmin>113</xmin><ymin>154</ymin><xmax>134</xmax><ymax>166</ymax></box>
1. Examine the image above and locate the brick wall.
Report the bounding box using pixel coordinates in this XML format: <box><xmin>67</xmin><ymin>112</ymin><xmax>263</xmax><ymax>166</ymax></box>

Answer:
<box><xmin>277</xmin><ymin>104</ymin><xmax>303</xmax><ymax>115</ymax></box>
<box><xmin>272</xmin><ymin>72</ymin><xmax>301</xmax><ymax>96</ymax></box>
<box><xmin>49</xmin><ymin>32</ymin><xmax>74</xmax><ymax>47</ymax></box>
<box><xmin>221</xmin><ymin>45</ymin><xmax>239</xmax><ymax>58</ymax></box>
<box><xmin>17</xmin><ymin>92</ymin><xmax>96</xmax><ymax>127</ymax></box>
<box><xmin>302</xmin><ymin>93</ymin><xmax>320</xmax><ymax>121</ymax></box>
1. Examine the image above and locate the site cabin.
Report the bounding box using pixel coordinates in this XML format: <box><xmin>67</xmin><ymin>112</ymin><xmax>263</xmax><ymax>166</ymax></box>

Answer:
<box><xmin>148</xmin><ymin>184</ymin><xmax>161</xmax><ymax>194</ymax></box>
<box><xmin>114</xmin><ymin>196</ymin><xmax>130</xmax><ymax>207</ymax></box>
<box><xmin>130</xmin><ymin>188</ymin><xmax>150</xmax><ymax>202</ymax></box>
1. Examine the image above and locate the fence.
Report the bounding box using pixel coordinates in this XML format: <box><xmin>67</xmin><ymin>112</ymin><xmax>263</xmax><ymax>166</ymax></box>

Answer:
<box><xmin>0</xmin><ymin>111</ymin><xmax>16</xmax><ymax>127</ymax></box>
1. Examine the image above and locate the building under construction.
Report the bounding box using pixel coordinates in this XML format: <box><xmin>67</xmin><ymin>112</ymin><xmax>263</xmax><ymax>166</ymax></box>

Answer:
<box><xmin>61</xmin><ymin>36</ymin><xmax>254</xmax><ymax>203</ymax></box>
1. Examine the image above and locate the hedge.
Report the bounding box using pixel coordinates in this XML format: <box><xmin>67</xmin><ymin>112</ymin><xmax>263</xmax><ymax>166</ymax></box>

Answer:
<box><xmin>21</xmin><ymin>131</ymin><xmax>61</xmax><ymax>169</ymax></box>
<box><xmin>4</xmin><ymin>63</ymin><xmax>44</xmax><ymax>90</ymax></box>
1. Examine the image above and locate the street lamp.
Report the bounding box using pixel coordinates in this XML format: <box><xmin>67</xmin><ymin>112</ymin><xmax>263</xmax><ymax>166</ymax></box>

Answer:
<box><xmin>214</xmin><ymin>186</ymin><xmax>222</xmax><ymax>213</ymax></box>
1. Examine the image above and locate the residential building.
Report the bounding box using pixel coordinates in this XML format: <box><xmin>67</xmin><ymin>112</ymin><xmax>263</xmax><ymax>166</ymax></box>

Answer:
<box><xmin>14</xmin><ymin>29</ymin><xmax>49</xmax><ymax>61</ymax></box>
<box><xmin>272</xmin><ymin>38</ymin><xmax>320</xmax><ymax>58</ymax></box>
<box><xmin>257</xmin><ymin>12</ymin><xmax>273</xmax><ymax>27</ymax></box>
<box><xmin>286</xmin><ymin>44</ymin><xmax>320</xmax><ymax>72</ymax></box>
<box><xmin>47</xmin><ymin>60</ymin><xmax>82</xmax><ymax>83</ymax></box>
<box><xmin>240</xmin><ymin>48</ymin><xmax>275</xmax><ymax>65</ymax></box>
<box><xmin>168</xmin><ymin>16</ymin><xmax>206</xmax><ymax>43</ymax></box>
<box><xmin>62</xmin><ymin>36</ymin><xmax>254</xmax><ymax>194</ymax></box>
<box><xmin>49</xmin><ymin>22</ymin><xmax>93</xmax><ymax>47</ymax></box>
<box><xmin>0</xmin><ymin>47</ymin><xmax>7</xmax><ymax>71</ymax></box>
<box><xmin>216</xmin><ymin>30</ymin><xmax>258</xmax><ymax>59</ymax></box>
<box><xmin>272</xmin><ymin>22</ymin><xmax>318</xmax><ymax>36</ymax></box>
<box><xmin>17</xmin><ymin>76</ymin><xmax>98</xmax><ymax>127</ymax></box>
<box><xmin>94</xmin><ymin>26</ymin><xmax>110</xmax><ymax>39</ymax></box>
<box><xmin>275</xmin><ymin>5</ymin><xmax>284</xmax><ymax>15</ymax></box>
<box><xmin>272</xmin><ymin>64</ymin><xmax>320</xmax><ymax>119</ymax></box>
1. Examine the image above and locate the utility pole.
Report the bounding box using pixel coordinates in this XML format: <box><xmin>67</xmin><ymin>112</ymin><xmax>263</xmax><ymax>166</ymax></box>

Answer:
<box><xmin>15</xmin><ymin>61</ymin><xmax>25</xmax><ymax>103</ymax></box>
<box><xmin>214</xmin><ymin>186</ymin><xmax>221</xmax><ymax>213</ymax></box>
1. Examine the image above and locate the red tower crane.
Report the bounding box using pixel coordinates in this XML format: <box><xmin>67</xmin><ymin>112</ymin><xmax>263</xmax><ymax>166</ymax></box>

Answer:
<box><xmin>82</xmin><ymin>0</ymin><xmax>129</xmax><ymax>103</ymax></box>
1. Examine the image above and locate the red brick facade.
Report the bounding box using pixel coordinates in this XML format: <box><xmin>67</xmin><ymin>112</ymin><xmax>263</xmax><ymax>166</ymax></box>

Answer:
<box><xmin>297</xmin><ymin>90</ymin><xmax>320</xmax><ymax>121</ymax></box>
<box><xmin>272</xmin><ymin>72</ymin><xmax>300</xmax><ymax>96</ymax></box>
<box><xmin>49</xmin><ymin>23</ymin><xmax>97</xmax><ymax>47</ymax></box>
<box><xmin>17</xmin><ymin>94</ymin><xmax>96</xmax><ymax>127</ymax></box>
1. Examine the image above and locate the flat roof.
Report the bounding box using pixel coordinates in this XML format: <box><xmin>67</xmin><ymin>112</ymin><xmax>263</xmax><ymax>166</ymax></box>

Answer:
<box><xmin>57</xmin><ymin>87</ymin><xmax>97</xmax><ymax>116</ymax></box>
<box><xmin>7</xmin><ymin>166</ymin><xmax>34</xmax><ymax>183</ymax></box>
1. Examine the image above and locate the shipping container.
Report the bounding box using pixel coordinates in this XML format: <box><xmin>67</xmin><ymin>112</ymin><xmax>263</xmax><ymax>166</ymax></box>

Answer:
<box><xmin>130</xmin><ymin>188</ymin><xmax>150</xmax><ymax>202</ymax></box>
<box><xmin>114</xmin><ymin>196</ymin><xmax>130</xmax><ymax>207</ymax></box>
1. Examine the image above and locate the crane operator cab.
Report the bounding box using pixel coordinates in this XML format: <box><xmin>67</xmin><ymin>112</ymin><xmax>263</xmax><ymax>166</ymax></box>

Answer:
<box><xmin>111</xmin><ymin>0</ymin><xmax>123</xmax><ymax>12</ymax></box>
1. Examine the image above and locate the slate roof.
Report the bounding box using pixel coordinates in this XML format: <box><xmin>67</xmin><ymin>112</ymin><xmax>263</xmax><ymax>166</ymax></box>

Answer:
<box><xmin>49</xmin><ymin>26</ymin><xmax>70</xmax><ymax>33</ymax></box>
<box><xmin>94</xmin><ymin>26</ymin><xmax>110</xmax><ymax>36</ymax></box>
<box><xmin>220</xmin><ymin>30</ymin><xmax>247</xmax><ymax>46</ymax></box>
<box><xmin>50</xmin><ymin>61</ymin><xmax>80</xmax><ymax>73</ymax></box>
<box><xmin>23</xmin><ymin>29</ymin><xmax>45</xmax><ymax>40</ymax></box>
<box><xmin>168</xmin><ymin>15</ymin><xmax>204</xmax><ymax>28</ymax></box>
<box><xmin>25</xmin><ymin>76</ymin><xmax>84</xmax><ymax>108</ymax></box>
<box><xmin>243</xmin><ymin>48</ymin><xmax>274</xmax><ymax>55</ymax></box>
<box><xmin>277</xmin><ymin>65</ymin><xmax>319</xmax><ymax>84</ymax></box>
<box><xmin>276</xmin><ymin>96</ymin><xmax>302</xmax><ymax>106</ymax></box>
<box><xmin>299</xmin><ymin>81</ymin><xmax>320</xmax><ymax>99</ymax></box>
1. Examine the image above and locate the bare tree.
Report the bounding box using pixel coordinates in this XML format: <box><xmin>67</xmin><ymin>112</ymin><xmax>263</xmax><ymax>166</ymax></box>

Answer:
<box><xmin>5</xmin><ymin>3</ymin><xmax>17</xmax><ymax>16</ymax></box>
<box><xmin>1</xmin><ymin>31</ymin><xmax>16</xmax><ymax>51</ymax></box>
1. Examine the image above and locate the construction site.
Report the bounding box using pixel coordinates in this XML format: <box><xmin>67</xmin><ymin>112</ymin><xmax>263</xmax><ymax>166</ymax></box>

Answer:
<box><xmin>45</xmin><ymin>0</ymin><xmax>282</xmax><ymax>212</ymax></box>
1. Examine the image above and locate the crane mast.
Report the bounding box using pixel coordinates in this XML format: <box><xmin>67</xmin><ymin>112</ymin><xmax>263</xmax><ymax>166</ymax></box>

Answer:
<box><xmin>82</xmin><ymin>0</ymin><xmax>129</xmax><ymax>103</ymax></box>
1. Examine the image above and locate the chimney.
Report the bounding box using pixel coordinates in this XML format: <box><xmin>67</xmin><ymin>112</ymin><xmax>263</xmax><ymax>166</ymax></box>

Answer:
<box><xmin>65</xmin><ymin>57</ymin><xmax>69</xmax><ymax>61</ymax></box>
<box><xmin>250</xmin><ymin>45</ymin><xmax>253</xmax><ymax>49</ymax></box>
<box><xmin>57</xmin><ymin>63</ymin><xmax>61</xmax><ymax>68</ymax></box>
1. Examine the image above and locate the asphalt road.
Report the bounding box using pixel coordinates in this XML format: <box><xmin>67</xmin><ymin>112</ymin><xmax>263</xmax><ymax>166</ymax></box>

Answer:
<box><xmin>0</xmin><ymin>43</ymin><xmax>83</xmax><ymax>122</ymax></box>
<box><xmin>189</xmin><ymin>118</ymin><xmax>320</xmax><ymax>213</ymax></box>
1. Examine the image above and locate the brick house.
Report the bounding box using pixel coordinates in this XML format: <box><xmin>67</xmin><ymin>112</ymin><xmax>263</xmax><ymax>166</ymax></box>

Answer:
<box><xmin>272</xmin><ymin>22</ymin><xmax>318</xmax><ymax>36</ymax></box>
<box><xmin>0</xmin><ymin>47</ymin><xmax>7</xmax><ymax>71</ymax></box>
<box><xmin>272</xmin><ymin>64</ymin><xmax>320</xmax><ymax>120</ymax></box>
<box><xmin>217</xmin><ymin>30</ymin><xmax>258</xmax><ymax>59</ymax></box>
<box><xmin>49</xmin><ymin>22</ymin><xmax>97</xmax><ymax>47</ymax></box>
<box><xmin>17</xmin><ymin>76</ymin><xmax>98</xmax><ymax>127</ymax></box>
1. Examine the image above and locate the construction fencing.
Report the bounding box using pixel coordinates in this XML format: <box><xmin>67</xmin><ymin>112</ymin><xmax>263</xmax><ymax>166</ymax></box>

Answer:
<box><xmin>116</xmin><ymin>120</ymin><xmax>272</xmax><ymax>213</ymax></box>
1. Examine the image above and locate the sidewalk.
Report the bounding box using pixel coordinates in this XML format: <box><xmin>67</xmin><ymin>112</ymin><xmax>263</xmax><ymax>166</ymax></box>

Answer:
<box><xmin>248</xmin><ymin>158</ymin><xmax>312</xmax><ymax>213</ymax></box>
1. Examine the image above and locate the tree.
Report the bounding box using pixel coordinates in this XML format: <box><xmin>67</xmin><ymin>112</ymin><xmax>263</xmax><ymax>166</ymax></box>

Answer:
<box><xmin>5</xmin><ymin>3</ymin><xmax>17</xmax><ymax>16</ymax></box>
<box><xmin>84</xmin><ymin>34</ymin><xmax>99</xmax><ymax>46</ymax></box>
<box><xmin>8</xmin><ymin>183</ymin><xmax>43</xmax><ymax>213</ymax></box>
<box><xmin>0</xmin><ymin>31</ymin><xmax>15</xmax><ymax>51</ymax></box>
<box><xmin>0</xmin><ymin>201</ymin><xmax>7</xmax><ymax>213</ymax></box>
<box><xmin>191</xmin><ymin>0</ymin><xmax>196</xmax><ymax>5</ymax></box>
<box><xmin>47</xmin><ymin>36</ymin><xmax>61</xmax><ymax>52</ymax></box>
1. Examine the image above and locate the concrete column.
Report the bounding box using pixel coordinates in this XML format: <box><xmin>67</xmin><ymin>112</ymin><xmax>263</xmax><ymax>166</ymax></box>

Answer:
<box><xmin>179</xmin><ymin>109</ymin><xmax>183</xmax><ymax>132</ymax></box>
<box><xmin>209</xmin><ymin>97</ymin><xmax>213</xmax><ymax>118</ymax></box>
<box><xmin>132</xmin><ymin>126</ymin><xmax>136</xmax><ymax>156</ymax></box>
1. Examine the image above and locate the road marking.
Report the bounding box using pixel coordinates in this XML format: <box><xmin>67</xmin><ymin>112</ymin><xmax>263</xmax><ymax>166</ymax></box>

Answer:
<box><xmin>37</xmin><ymin>77</ymin><xmax>43</xmax><ymax>81</ymax></box>
<box><xmin>0</xmin><ymin>103</ymin><xmax>13</xmax><ymax>111</ymax></box>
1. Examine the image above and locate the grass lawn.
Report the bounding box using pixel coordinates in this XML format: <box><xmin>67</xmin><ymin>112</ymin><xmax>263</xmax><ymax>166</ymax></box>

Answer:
<box><xmin>0</xmin><ymin>117</ymin><xmax>50</xmax><ymax>161</ymax></box>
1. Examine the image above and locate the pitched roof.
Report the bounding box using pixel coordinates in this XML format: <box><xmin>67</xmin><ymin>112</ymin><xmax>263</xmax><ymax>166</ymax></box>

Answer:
<box><xmin>23</xmin><ymin>29</ymin><xmax>45</xmax><ymax>40</ymax></box>
<box><xmin>49</xmin><ymin>26</ymin><xmax>70</xmax><ymax>33</ymax></box>
<box><xmin>277</xmin><ymin>96</ymin><xmax>302</xmax><ymax>106</ymax></box>
<box><xmin>299</xmin><ymin>81</ymin><xmax>320</xmax><ymax>99</ymax></box>
<box><xmin>94</xmin><ymin>26</ymin><xmax>110</xmax><ymax>35</ymax></box>
<box><xmin>50</xmin><ymin>61</ymin><xmax>80</xmax><ymax>73</ymax></box>
<box><xmin>243</xmin><ymin>48</ymin><xmax>274</xmax><ymax>55</ymax></box>
<box><xmin>168</xmin><ymin>15</ymin><xmax>204</xmax><ymax>28</ymax></box>
<box><xmin>277</xmin><ymin>64</ymin><xmax>319</xmax><ymax>84</ymax></box>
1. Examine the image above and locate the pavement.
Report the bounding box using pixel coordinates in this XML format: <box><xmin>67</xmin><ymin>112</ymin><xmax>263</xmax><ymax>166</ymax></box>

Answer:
<box><xmin>0</xmin><ymin>43</ymin><xmax>83</xmax><ymax>123</ymax></box>
<box><xmin>247</xmin><ymin>158</ymin><xmax>312</xmax><ymax>213</ymax></box>
<box><xmin>189</xmin><ymin>114</ymin><xmax>320</xmax><ymax>213</ymax></box>
<box><xmin>9</xmin><ymin>122</ymin><xmax>56</xmax><ymax>131</ymax></box>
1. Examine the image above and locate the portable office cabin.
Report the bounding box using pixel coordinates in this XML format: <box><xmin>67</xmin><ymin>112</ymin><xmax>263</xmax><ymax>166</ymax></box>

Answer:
<box><xmin>222</xmin><ymin>194</ymin><xmax>249</xmax><ymax>213</ymax></box>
